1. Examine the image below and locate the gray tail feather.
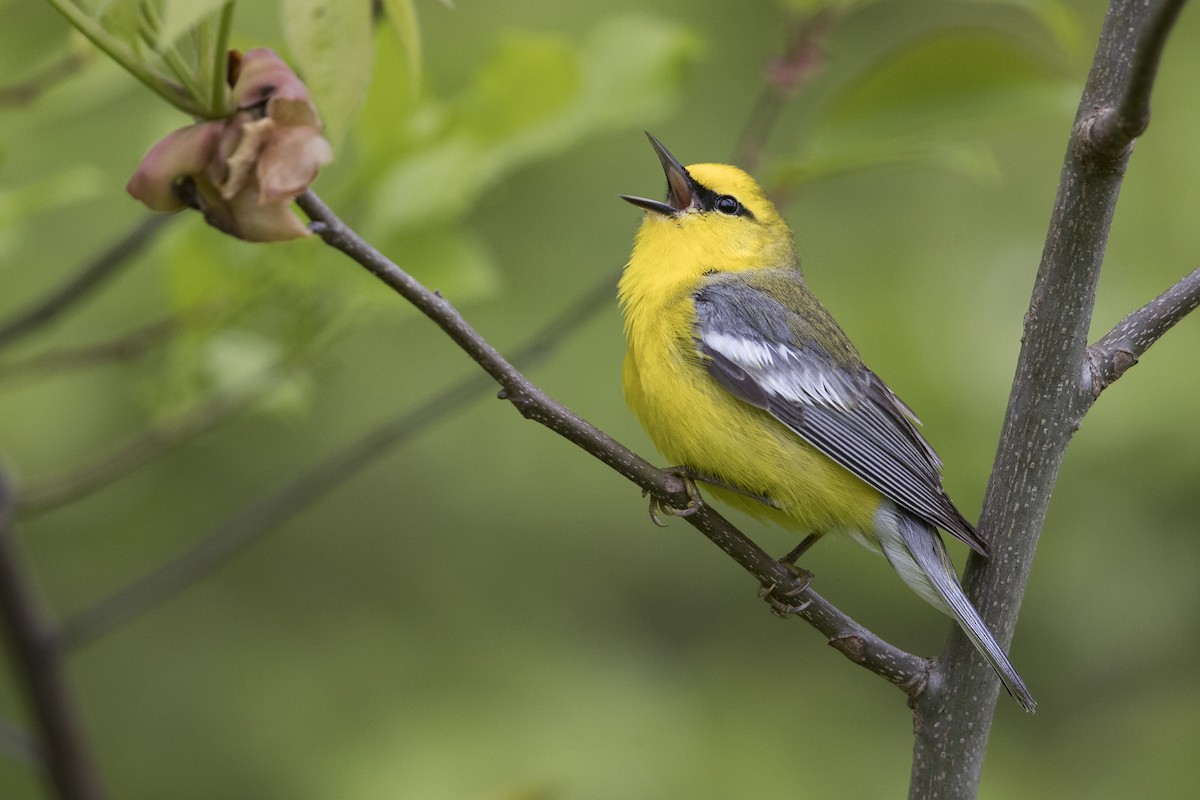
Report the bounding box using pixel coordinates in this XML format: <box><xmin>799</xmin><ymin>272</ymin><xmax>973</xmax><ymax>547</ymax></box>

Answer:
<box><xmin>882</xmin><ymin>510</ymin><xmax>1037</xmax><ymax>713</ymax></box>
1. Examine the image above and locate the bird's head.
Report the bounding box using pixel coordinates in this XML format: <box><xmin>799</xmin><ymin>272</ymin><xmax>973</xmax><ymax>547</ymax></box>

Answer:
<box><xmin>621</xmin><ymin>133</ymin><xmax>795</xmax><ymax>276</ymax></box>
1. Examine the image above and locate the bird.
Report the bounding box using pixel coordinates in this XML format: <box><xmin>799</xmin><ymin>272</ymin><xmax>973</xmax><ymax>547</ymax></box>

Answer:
<box><xmin>617</xmin><ymin>133</ymin><xmax>1035</xmax><ymax>712</ymax></box>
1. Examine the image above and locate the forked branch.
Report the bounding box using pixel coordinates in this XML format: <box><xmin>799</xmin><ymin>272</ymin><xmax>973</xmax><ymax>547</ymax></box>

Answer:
<box><xmin>1083</xmin><ymin>0</ymin><xmax>1189</xmax><ymax>160</ymax></box>
<box><xmin>1084</xmin><ymin>264</ymin><xmax>1200</xmax><ymax>397</ymax></box>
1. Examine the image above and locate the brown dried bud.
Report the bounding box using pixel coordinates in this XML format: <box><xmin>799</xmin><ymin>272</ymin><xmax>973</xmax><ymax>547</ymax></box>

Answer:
<box><xmin>126</xmin><ymin>48</ymin><xmax>331</xmax><ymax>242</ymax></box>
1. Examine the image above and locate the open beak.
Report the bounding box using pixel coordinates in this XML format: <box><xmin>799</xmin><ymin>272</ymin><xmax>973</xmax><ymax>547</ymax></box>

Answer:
<box><xmin>620</xmin><ymin>132</ymin><xmax>696</xmax><ymax>216</ymax></box>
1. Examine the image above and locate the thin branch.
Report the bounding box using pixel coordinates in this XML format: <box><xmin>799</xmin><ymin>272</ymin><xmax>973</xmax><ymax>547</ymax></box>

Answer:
<box><xmin>1083</xmin><ymin>264</ymin><xmax>1200</xmax><ymax>396</ymax></box>
<box><xmin>0</xmin><ymin>316</ymin><xmax>178</xmax><ymax>384</ymax></box>
<box><xmin>732</xmin><ymin>8</ymin><xmax>839</xmax><ymax>171</ymax></box>
<box><xmin>0</xmin><ymin>215</ymin><xmax>171</xmax><ymax>350</ymax></box>
<box><xmin>0</xmin><ymin>51</ymin><xmax>89</xmax><ymax>106</ymax></box>
<box><xmin>1082</xmin><ymin>0</ymin><xmax>1189</xmax><ymax>162</ymax></box>
<box><xmin>297</xmin><ymin>191</ymin><xmax>665</xmax><ymax>486</ymax></box>
<box><xmin>58</xmin><ymin>272</ymin><xmax>619</xmax><ymax>649</ymax></box>
<box><xmin>296</xmin><ymin>191</ymin><xmax>927</xmax><ymax>695</ymax></box>
<box><xmin>0</xmin><ymin>470</ymin><xmax>107</xmax><ymax>800</ymax></box>
<box><xmin>17</xmin><ymin>369</ymin><xmax>277</xmax><ymax>515</ymax></box>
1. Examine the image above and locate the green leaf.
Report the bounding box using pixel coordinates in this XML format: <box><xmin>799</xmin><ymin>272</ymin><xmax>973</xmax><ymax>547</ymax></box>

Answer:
<box><xmin>814</xmin><ymin>32</ymin><xmax>1073</xmax><ymax>149</ymax></box>
<box><xmin>0</xmin><ymin>167</ymin><xmax>105</xmax><ymax>224</ymax></box>
<box><xmin>0</xmin><ymin>168</ymin><xmax>104</xmax><ymax>259</ymax></box>
<box><xmin>281</xmin><ymin>0</ymin><xmax>374</xmax><ymax>148</ymax></box>
<box><xmin>961</xmin><ymin>0</ymin><xmax>1084</xmax><ymax>55</ymax></box>
<box><xmin>353</xmin><ymin>24</ymin><xmax>423</xmax><ymax>170</ymax></box>
<box><xmin>366</xmin><ymin>15</ymin><xmax>699</xmax><ymax>233</ymax></box>
<box><xmin>380</xmin><ymin>225</ymin><xmax>500</xmax><ymax>303</ymax></box>
<box><xmin>577</xmin><ymin>15</ymin><xmax>702</xmax><ymax>128</ymax></box>
<box><xmin>155</xmin><ymin>223</ymin><xmax>336</xmax><ymax>417</ymax></box>
<box><xmin>773</xmin><ymin>0</ymin><xmax>864</xmax><ymax>12</ymax></box>
<box><xmin>771</xmin><ymin>141</ymin><xmax>999</xmax><ymax>189</ymax></box>
<box><xmin>0</xmin><ymin>0</ymin><xmax>74</xmax><ymax>80</ymax></box>
<box><xmin>380</xmin><ymin>0</ymin><xmax>421</xmax><ymax>91</ymax></box>
<box><xmin>453</xmin><ymin>33</ymin><xmax>579</xmax><ymax>143</ymax></box>
<box><xmin>96</xmin><ymin>0</ymin><xmax>142</xmax><ymax>45</ymax></box>
<box><xmin>766</xmin><ymin>8</ymin><xmax>1079</xmax><ymax>194</ymax></box>
<box><xmin>203</xmin><ymin>328</ymin><xmax>284</xmax><ymax>394</ymax></box>
<box><xmin>156</xmin><ymin>0</ymin><xmax>232</xmax><ymax>49</ymax></box>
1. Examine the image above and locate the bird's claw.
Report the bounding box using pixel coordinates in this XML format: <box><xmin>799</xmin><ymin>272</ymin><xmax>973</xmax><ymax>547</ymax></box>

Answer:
<box><xmin>643</xmin><ymin>468</ymin><xmax>703</xmax><ymax>526</ymax></box>
<box><xmin>760</xmin><ymin>560</ymin><xmax>814</xmax><ymax>617</ymax></box>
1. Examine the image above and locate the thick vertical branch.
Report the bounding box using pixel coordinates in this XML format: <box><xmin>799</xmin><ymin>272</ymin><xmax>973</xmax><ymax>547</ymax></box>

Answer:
<box><xmin>0</xmin><ymin>471</ymin><xmax>107</xmax><ymax>800</ymax></box>
<box><xmin>908</xmin><ymin>1</ymin><xmax>1188</xmax><ymax>797</ymax></box>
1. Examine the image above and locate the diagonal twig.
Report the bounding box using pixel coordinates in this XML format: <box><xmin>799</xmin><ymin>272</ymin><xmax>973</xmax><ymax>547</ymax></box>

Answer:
<box><xmin>732</xmin><ymin>7</ymin><xmax>840</xmax><ymax>171</ymax></box>
<box><xmin>0</xmin><ymin>316</ymin><xmax>179</xmax><ymax>384</ymax></box>
<box><xmin>17</xmin><ymin>370</ymin><xmax>277</xmax><ymax>515</ymax></box>
<box><xmin>58</xmin><ymin>272</ymin><xmax>618</xmax><ymax>649</ymax></box>
<box><xmin>0</xmin><ymin>51</ymin><xmax>89</xmax><ymax>106</ymax></box>
<box><xmin>296</xmin><ymin>190</ymin><xmax>929</xmax><ymax>696</ymax></box>
<box><xmin>0</xmin><ymin>215</ymin><xmax>171</xmax><ymax>351</ymax></box>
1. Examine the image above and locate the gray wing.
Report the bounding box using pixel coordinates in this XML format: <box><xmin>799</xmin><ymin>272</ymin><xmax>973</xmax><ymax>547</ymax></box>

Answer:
<box><xmin>693</xmin><ymin>279</ymin><xmax>985</xmax><ymax>554</ymax></box>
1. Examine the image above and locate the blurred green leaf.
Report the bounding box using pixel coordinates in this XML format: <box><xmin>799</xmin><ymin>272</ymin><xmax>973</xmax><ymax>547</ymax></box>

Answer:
<box><xmin>97</xmin><ymin>0</ymin><xmax>143</xmax><ymax>45</ymax></box>
<box><xmin>0</xmin><ymin>167</ymin><xmax>104</xmax><ymax>259</ymax></box>
<box><xmin>203</xmin><ymin>327</ymin><xmax>283</xmax><ymax>391</ymax></box>
<box><xmin>969</xmin><ymin>0</ymin><xmax>1084</xmax><ymax>55</ymax></box>
<box><xmin>822</xmin><ymin>33</ymin><xmax>1070</xmax><ymax>140</ymax></box>
<box><xmin>380</xmin><ymin>0</ymin><xmax>422</xmax><ymax>91</ymax></box>
<box><xmin>380</xmin><ymin>224</ymin><xmax>500</xmax><ymax>302</ymax></box>
<box><xmin>0</xmin><ymin>0</ymin><xmax>74</xmax><ymax>81</ymax></box>
<box><xmin>454</xmin><ymin>34</ymin><xmax>579</xmax><ymax>142</ymax></box>
<box><xmin>0</xmin><ymin>167</ymin><xmax>104</xmax><ymax>226</ymax></box>
<box><xmin>163</xmin><ymin>222</ymin><xmax>256</xmax><ymax>314</ymax></box>
<box><xmin>771</xmin><ymin>141</ymin><xmax>999</xmax><ymax>188</ymax></box>
<box><xmin>773</xmin><ymin>0</ymin><xmax>862</xmax><ymax>11</ymax></box>
<box><xmin>366</xmin><ymin>15</ymin><xmax>700</xmax><ymax>233</ymax></box>
<box><xmin>156</xmin><ymin>0</ymin><xmax>231</xmax><ymax>49</ymax></box>
<box><xmin>281</xmin><ymin>0</ymin><xmax>374</xmax><ymax>148</ymax></box>
<box><xmin>353</xmin><ymin>24</ymin><xmax>423</xmax><ymax>172</ymax></box>
<box><xmin>771</xmin><ymin>29</ymin><xmax>1073</xmax><ymax>191</ymax></box>
<box><xmin>580</xmin><ymin>14</ymin><xmax>701</xmax><ymax>127</ymax></box>
<box><xmin>154</xmin><ymin>218</ymin><xmax>381</xmax><ymax>418</ymax></box>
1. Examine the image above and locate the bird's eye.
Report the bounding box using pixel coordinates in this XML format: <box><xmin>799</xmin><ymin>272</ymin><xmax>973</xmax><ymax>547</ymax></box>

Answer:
<box><xmin>714</xmin><ymin>195</ymin><xmax>742</xmax><ymax>215</ymax></box>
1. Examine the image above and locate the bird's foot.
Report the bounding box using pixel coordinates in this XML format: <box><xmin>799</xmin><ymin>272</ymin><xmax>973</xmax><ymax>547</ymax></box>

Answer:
<box><xmin>781</xmin><ymin>533</ymin><xmax>823</xmax><ymax>565</ymax></box>
<box><xmin>760</xmin><ymin>552</ymin><xmax>816</xmax><ymax>617</ymax></box>
<box><xmin>644</xmin><ymin>466</ymin><xmax>703</xmax><ymax>527</ymax></box>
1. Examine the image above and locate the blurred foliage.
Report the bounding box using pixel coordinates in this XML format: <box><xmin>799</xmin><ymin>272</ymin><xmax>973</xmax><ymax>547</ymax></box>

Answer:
<box><xmin>2</xmin><ymin>0</ymin><xmax>1200</xmax><ymax>798</ymax></box>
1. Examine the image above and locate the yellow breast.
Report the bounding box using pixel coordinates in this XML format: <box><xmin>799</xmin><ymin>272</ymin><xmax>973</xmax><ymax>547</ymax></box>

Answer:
<box><xmin>620</xmin><ymin>293</ymin><xmax>881</xmax><ymax>535</ymax></box>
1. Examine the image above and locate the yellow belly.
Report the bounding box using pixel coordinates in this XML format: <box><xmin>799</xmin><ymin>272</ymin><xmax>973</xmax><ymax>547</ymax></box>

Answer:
<box><xmin>622</xmin><ymin>315</ymin><xmax>881</xmax><ymax>535</ymax></box>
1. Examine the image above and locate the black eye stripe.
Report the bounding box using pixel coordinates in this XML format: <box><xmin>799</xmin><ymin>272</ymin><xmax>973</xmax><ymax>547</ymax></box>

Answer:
<box><xmin>692</xmin><ymin>181</ymin><xmax>755</xmax><ymax>219</ymax></box>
